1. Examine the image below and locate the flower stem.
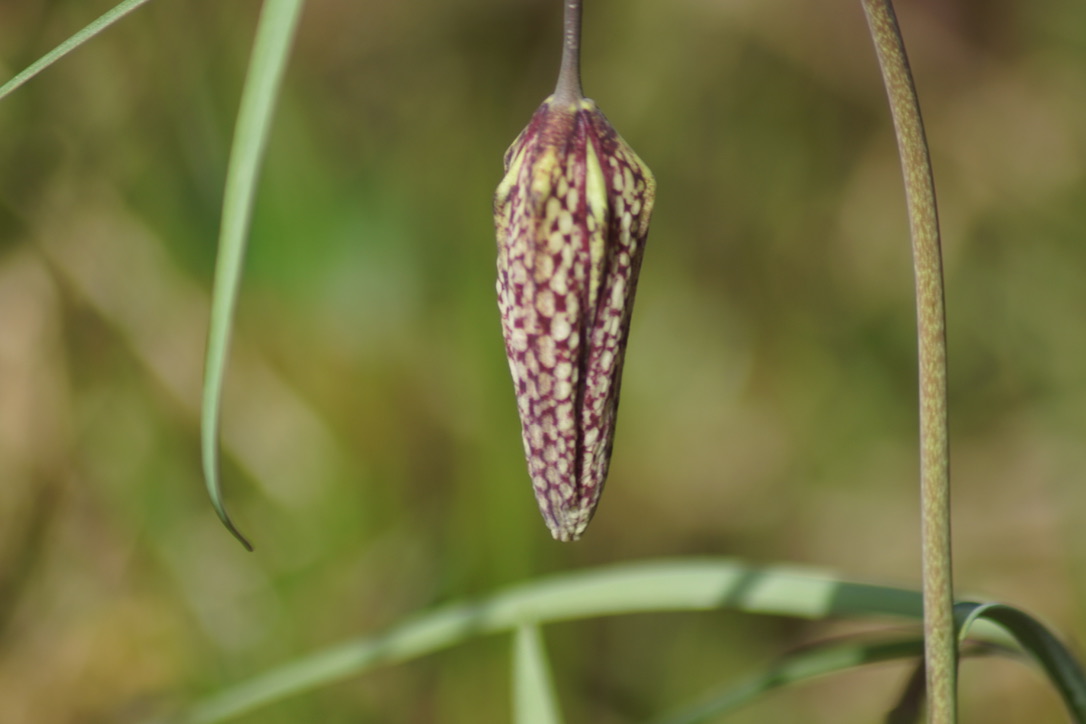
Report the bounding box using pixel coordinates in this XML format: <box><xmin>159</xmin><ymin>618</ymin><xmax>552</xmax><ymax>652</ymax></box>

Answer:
<box><xmin>554</xmin><ymin>0</ymin><xmax>584</xmax><ymax>103</ymax></box>
<box><xmin>860</xmin><ymin>1</ymin><xmax>955</xmax><ymax>723</ymax></box>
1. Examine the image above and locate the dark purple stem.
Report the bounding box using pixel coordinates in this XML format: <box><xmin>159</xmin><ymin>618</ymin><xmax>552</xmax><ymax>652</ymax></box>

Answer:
<box><xmin>554</xmin><ymin>0</ymin><xmax>584</xmax><ymax>103</ymax></box>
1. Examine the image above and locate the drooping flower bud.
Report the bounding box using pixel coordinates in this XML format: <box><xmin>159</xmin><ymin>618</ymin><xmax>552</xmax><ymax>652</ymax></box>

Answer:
<box><xmin>494</xmin><ymin>94</ymin><xmax>656</xmax><ymax>541</ymax></box>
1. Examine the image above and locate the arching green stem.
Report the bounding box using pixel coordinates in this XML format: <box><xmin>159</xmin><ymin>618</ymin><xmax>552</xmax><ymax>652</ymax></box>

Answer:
<box><xmin>860</xmin><ymin>1</ymin><xmax>955</xmax><ymax>723</ymax></box>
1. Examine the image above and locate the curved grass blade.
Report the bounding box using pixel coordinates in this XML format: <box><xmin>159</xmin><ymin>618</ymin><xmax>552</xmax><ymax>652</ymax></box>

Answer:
<box><xmin>514</xmin><ymin>625</ymin><xmax>564</xmax><ymax>724</ymax></box>
<box><xmin>882</xmin><ymin>641</ymin><xmax>1019</xmax><ymax>724</ymax></box>
<box><xmin>0</xmin><ymin>0</ymin><xmax>155</xmax><ymax>103</ymax></box>
<box><xmin>956</xmin><ymin>602</ymin><xmax>1086</xmax><ymax>722</ymax></box>
<box><xmin>181</xmin><ymin>558</ymin><xmax>937</xmax><ymax>723</ymax></box>
<box><xmin>649</xmin><ymin>636</ymin><xmax>926</xmax><ymax>724</ymax></box>
<box><xmin>201</xmin><ymin>0</ymin><xmax>306</xmax><ymax>550</ymax></box>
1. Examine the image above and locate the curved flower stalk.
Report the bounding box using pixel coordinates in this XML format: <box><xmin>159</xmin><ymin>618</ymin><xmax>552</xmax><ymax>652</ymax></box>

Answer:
<box><xmin>494</xmin><ymin>0</ymin><xmax>656</xmax><ymax>541</ymax></box>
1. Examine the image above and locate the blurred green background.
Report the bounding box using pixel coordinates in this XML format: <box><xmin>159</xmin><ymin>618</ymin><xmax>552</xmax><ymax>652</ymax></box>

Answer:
<box><xmin>1</xmin><ymin>0</ymin><xmax>1086</xmax><ymax>721</ymax></box>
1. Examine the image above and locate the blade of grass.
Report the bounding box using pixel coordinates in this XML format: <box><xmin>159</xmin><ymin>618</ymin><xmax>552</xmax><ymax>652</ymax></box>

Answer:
<box><xmin>884</xmin><ymin>640</ymin><xmax>1031</xmax><ymax>724</ymax></box>
<box><xmin>859</xmin><ymin>2</ymin><xmax>955</xmax><ymax>722</ymax></box>
<box><xmin>514</xmin><ymin>625</ymin><xmax>564</xmax><ymax>724</ymax></box>
<box><xmin>0</xmin><ymin>0</ymin><xmax>155</xmax><ymax>103</ymax></box>
<box><xmin>656</xmin><ymin>636</ymin><xmax>1018</xmax><ymax>724</ymax></box>
<box><xmin>956</xmin><ymin>602</ymin><xmax>1086</xmax><ymax>722</ymax></box>
<box><xmin>201</xmin><ymin>0</ymin><xmax>306</xmax><ymax>550</ymax></box>
<box><xmin>886</xmin><ymin>604</ymin><xmax>1086</xmax><ymax>724</ymax></box>
<box><xmin>649</xmin><ymin>636</ymin><xmax>927</xmax><ymax>724</ymax></box>
<box><xmin>181</xmin><ymin>558</ymin><xmax>1012</xmax><ymax>724</ymax></box>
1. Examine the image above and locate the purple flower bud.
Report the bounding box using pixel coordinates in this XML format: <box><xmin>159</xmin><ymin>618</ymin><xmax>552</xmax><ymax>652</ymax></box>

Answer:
<box><xmin>494</xmin><ymin>95</ymin><xmax>656</xmax><ymax>541</ymax></box>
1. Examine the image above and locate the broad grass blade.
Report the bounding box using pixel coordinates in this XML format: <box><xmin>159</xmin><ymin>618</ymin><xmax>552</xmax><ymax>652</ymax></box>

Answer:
<box><xmin>183</xmin><ymin>559</ymin><xmax>934</xmax><ymax>723</ymax></box>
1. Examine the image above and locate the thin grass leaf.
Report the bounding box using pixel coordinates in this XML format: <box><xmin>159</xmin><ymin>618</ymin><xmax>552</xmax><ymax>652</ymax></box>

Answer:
<box><xmin>955</xmin><ymin>602</ymin><xmax>1086</xmax><ymax>722</ymax></box>
<box><xmin>883</xmin><ymin>640</ymin><xmax>1022</xmax><ymax>724</ymax></box>
<box><xmin>655</xmin><ymin>636</ymin><xmax>1017</xmax><ymax>724</ymax></box>
<box><xmin>0</xmin><ymin>0</ymin><xmax>155</xmax><ymax>103</ymax></box>
<box><xmin>649</xmin><ymin>636</ymin><xmax>926</xmax><ymax>724</ymax></box>
<box><xmin>201</xmin><ymin>0</ymin><xmax>305</xmax><ymax>551</ymax></box>
<box><xmin>180</xmin><ymin>558</ymin><xmax>958</xmax><ymax>723</ymax></box>
<box><xmin>513</xmin><ymin>625</ymin><xmax>564</xmax><ymax>724</ymax></box>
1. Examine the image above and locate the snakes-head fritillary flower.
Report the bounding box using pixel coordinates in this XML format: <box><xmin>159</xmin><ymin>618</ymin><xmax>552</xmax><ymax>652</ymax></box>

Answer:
<box><xmin>494</xmin><ymin>89</ymin><xmax>656</xmax><ymax>541</ymax></box>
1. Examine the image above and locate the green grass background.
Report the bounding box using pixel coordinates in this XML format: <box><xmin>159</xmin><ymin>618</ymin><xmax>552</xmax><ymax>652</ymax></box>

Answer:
<box><xmin>1</xmin><ymin>0</ymin><xmax>1085</xmax><ymax>721</ymax></box>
